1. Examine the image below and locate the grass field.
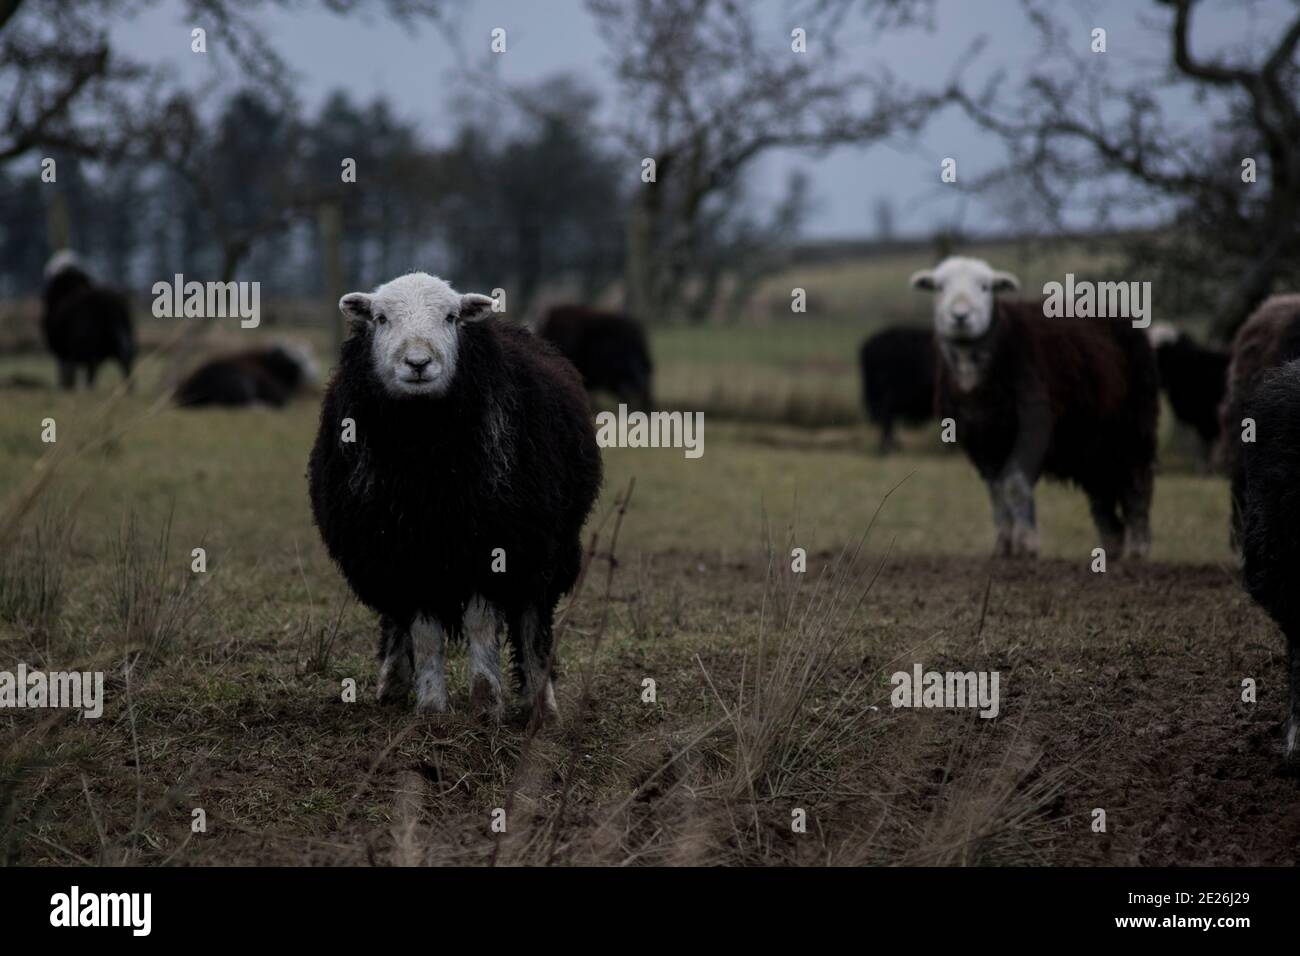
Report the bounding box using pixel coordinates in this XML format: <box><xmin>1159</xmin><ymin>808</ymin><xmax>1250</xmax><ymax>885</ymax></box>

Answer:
<box><xmin>2</xmin><ymin>239</ymin><xmax>1295</xmax><ymax>867</ymax></box>
<box><xmin>3</xmin><ymin>320</ymin><xmax>1297</xmax><ymax>867</ymax></box>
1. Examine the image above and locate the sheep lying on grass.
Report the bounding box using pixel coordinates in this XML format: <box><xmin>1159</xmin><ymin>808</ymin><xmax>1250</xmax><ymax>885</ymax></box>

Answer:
<box><xmin>42</xmin><ymin>250</ymin><xmax>135</xmax><ymax>389</ymax></box>
<box><xmin>308</xmin><ymin>273</ymin><xmax>602</xmax><ymax>719</ymax></box>
<box><xmin>175</xmin><ymin>343</ymin><xmax>319</xmax><ymax>408</ymax></box>
<box><xmin>911</xmin><ymin>256</ymin><xmax>1159</xmax><ymax>558</ymax></box>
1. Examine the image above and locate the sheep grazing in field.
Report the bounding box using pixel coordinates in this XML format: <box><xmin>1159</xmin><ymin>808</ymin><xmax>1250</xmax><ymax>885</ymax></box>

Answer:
<box><xmin>1237</xmin><ymin>359</ymin><xmax>1300</xmax><ymax>760</ymax></box>
<box><xmin>42</xmin><ymin>250</ymin><xmax>135</xmax><ymax>389</ymax></box>
<box><xmin>308</xmin><ymin>272</ymin><xmax>602</xmax><ymax>720</ymax></box>
<box><xmin>175</xmin><ymin>342</ymin><xmax>320</xmax><ymax>408</ymax></box>
<box><xmin>538</xmin><ymin>305</ymin><xmax>653</xmax><ymax>410</ymax></box>
<box><xmin>911</xmin><ymin>256</ymin><xmax>1159</xmax><ymax>558</ymax></box>
<box><xmin>1146</xmin><ymin>322</ymin><xmax>1229</xmax><ymax>465</ymax></box>
<box><xmin>1218</xmin><ymin>295</ymin><xmax>1300</xmax><ymax>551</ymax></box>
<box><xmin>857</xmin><ymin>326</ymin><xmax>937</xmax><ymax>454</ymax></box>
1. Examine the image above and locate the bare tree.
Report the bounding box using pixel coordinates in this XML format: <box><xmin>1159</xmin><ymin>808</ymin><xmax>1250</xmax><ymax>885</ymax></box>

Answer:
<box><xmin>149</xmin><ymin>92</ymin><xmax>310</xmax><ymax>285</ymax></box>
<box><xmin>0</xmin><ymin>0</ymin><xmax>457</xmax><ymax>164</ymax></box>
<box><xmin>589</xmin><ymin>0</ymin><xmax>948</xmax><ymax>322</ymax></box>
<box><xmin>953</xmin><ymin>0</ymin><xmax>1300</xmax><ymax>339</ymax></box>
<box><xmin>0</xmin><ymin>0</ymin><xmax>146</xmax><ymax>162</ymax></box>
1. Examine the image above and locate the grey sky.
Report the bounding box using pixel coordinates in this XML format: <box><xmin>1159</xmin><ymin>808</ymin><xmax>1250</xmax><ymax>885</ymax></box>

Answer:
<box><xmin>114</xmin><ymin>0</ymin><xmax>1273</xmax><ymax>239</ymax></box>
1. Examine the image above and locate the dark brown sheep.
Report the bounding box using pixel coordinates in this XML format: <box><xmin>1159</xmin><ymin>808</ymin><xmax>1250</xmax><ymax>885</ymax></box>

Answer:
<box><xmin>912</xmin><ymin>257</ymin><xmax>1159</xmax><ymax>558</ymax></box>
<box><xmin>1219</xmin><ymin>294</ymin><xmax>1300</xmax><ymax>551</ymax></box>
<box><xmin>1238</xmin><ymin>357</ymin><xmax>1300</xmax><ymax>760</ymax></box>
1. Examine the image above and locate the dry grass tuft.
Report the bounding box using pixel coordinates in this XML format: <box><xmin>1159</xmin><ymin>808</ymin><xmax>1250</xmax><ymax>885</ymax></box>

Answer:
<box><xmin>110</xmin><ymin>508</ymin><xmax>205</xmax><ymax>664</ymax></box>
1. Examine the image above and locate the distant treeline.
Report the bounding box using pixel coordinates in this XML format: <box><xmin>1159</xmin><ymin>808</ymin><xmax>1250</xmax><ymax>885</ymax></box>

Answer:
<box><xmin>0</xmin><ymin>84</ymin><xmax>627</xmax><ymax>318</ymax></box>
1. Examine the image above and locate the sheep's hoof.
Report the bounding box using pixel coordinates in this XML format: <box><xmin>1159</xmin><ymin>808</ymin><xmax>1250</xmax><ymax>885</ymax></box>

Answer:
<box><xmin>994</xmin><ymin>532</ymin><xmax>1013</xmax><ymax>557</ymax></box>
<box><xmin>376</xmin><ymin>661</ymin><xmax>413</xmax><ymax>705</ymax></box>
<box><xmin>998</xmin><ymin>527</ymin><xmax>1038</xmax><ymax>558</ymax></box>
<box><xmin>521</xmin><ymin>682</ymin><xmax>559</xmax><ymax>727</ymax></box>
<box><xmin>414</xmin><ymin>689</ymin><xmax>449</xmax><ymax>715</ymax></box>
<box><xmin>377</xmin><ymin>681</ymin><xmax>411</xmax><ymax>706</ymax></box>
<box><xmin>1122</xmin><ymin>532</ymin><xmax>1151</xmax><ymax>560</ymax></box>
<box><xmin>469</xmin><ymin>675</ymin><xmax>503</xmax><ymax>722</ymax></box>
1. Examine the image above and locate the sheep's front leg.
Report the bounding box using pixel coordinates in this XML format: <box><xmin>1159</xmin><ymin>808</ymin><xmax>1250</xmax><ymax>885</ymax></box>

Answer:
<box><xmin>376</xmin><ymin>615</ymin><xmax>413</xmax><ymax>704</ymax></box>
<box><xmin>992</xmin><ymin>469</ymin><xmax>1038</xmax><ymax>557</ymax></box>
<box><xmin>465</xmin><ymin>595</ymin><xmax>504</xmax><ymax>720</ymax></box>
<box><xmin>993</xmin><ymin>468</ymin><xmax>1034</xmax><ymax>556</ymax></box>
<box><xmin>412</xmin><ymin>615</ymin><xmax>449</xmax><ymax>714</ymax></box>
<box><xmin>987</xmin><ymin>478</ymin><xmax>1014</xmax><ymax>556</ymax></box>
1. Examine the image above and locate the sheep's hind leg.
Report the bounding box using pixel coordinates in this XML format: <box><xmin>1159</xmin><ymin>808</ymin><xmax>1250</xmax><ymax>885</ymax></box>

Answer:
<box><xmin>412</xmin><ymin>615</ymin><xmax>449</xmax><ymax>714</ymax></box>
<box><xmin>465</xmin><ymin>596</ymin><xmax>504</xmax><ymax>720</ymax></box>
<box><xmin>1120</xmin><ymin>470</ymin><xmax>1153</xmax><ymax>559</ymax></box>
<box><xmin>376</xmin><ymin>615</ymin><xmax>413</xmax><ymax>704</ymax></box>
<box><xmin>987</xmin><ymin>478</ymin><xmax>1014</xmax><ymax>557</ymax></box>
<box><xmin>510</xmin><ymin>605</ymin><xmax>558</xmax><ymax>723</ymax></box>
<box><xmin>1087</xmin><ymin>491</ymin><xmax>1124</xmax><ymax>558</ymax></box>
<box><xmin>878</xmin><ymin>412</ymin><xmax>897</xmax><ymax>455</ymax></box>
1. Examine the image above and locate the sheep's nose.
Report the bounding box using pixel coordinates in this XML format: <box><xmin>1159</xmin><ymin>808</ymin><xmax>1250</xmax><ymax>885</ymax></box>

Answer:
<box><xmin>404</xmin><ymin>355</ymin><xmax>432</xmax><ymax>372</ymax></box>
<box><xmin>952</xmin><ymin>310</ymin><xmax>970</xmax><ymax>327</ymax></box>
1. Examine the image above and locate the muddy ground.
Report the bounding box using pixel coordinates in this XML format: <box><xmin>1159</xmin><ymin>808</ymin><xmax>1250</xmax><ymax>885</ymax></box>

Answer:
<box><xmin>8</xmin><ymin>547</ymin><xmax>1296</xmax><ymax>866</ymax></box>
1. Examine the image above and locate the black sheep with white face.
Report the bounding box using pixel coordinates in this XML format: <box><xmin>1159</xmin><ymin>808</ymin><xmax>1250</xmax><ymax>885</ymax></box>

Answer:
<box><xmin>41</xmin><ymin>250</ymin><xmax>135</xmax><ymax>389</ymax></box>
<box><xmin>308</xmin><ymin>272</ymin><xmax>602</xmax><ymax>720</ymax></box>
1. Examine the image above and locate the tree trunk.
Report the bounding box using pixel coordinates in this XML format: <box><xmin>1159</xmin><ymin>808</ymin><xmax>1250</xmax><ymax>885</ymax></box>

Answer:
<box><xmin>318</xmin><ymin>202</ymin><xmax>344</xmax><ymax>358</ymax></box>
<box><xmin>624</xmin><ymin>185</ymin><xmax>657</xmax><ymax>320</ymax></box>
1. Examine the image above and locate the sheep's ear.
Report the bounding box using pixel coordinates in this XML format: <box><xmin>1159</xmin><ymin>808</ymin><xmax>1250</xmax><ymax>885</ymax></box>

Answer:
<box><xmin>910</xmin><ymin>269</ymin><xmax>939</xmax><ymax>292</ymax></box>
<box><xmin>459</xmin><ymin>293</ymin><xmax>495</xmax><ymax>322</ymax></box>
<box><xmin>339</xmin><ymin>293</ymin><xmax>373</xmax><ymax>329</ymax></box>
<box><xmin>991</xmin><ymin>271</ymin><xmax>1020</xmax><ymax>292</ymax></box>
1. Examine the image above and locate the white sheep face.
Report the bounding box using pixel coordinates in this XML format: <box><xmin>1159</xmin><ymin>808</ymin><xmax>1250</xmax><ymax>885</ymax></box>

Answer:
<box><xmin>44</xmin><ymin>249</ymin><xmax>82</xmax><ymax>280</ymax></box>
<box><xmin>910</xmin><ymin>256</ymin><xmax>1020</xmax><ymax>341</ymax></box>
<box><xmin>339</xmin><ymin>272</ymin><xmax>494</xmax><ymax>398</ymax></box>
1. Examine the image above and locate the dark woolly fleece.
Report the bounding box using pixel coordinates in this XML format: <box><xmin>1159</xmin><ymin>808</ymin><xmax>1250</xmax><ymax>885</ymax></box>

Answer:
<box><xmin>1154</xmin><ymin>332</ymin><xmax>1229</xmax><ymax>456</ymax></box>
<box><xmin>1239</xmin><ymin>358</ymin><xmax>1300</xmax><ymax>749</ymax></box>
<box><xmin>1219</xmin><ymin>295</ymin><xmax>1300</xmax><ymax>549</ymax></box>
<box><xmin>937</xmin><ymin>297</ymin><xmax>1159</xmax><ymax>502</ymax></box>
<box><xmin>539</xmin><ymin>305</ymin><xmax>653</xmax><ymax>410</ymax></box>
<box><xmin>857</xmin><ymin>325</ymin><xmax>937</xmax><ymax>454</ymax></box>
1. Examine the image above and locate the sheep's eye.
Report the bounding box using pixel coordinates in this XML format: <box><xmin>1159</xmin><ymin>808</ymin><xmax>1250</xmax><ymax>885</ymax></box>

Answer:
<box><xmin>445</xmin><ymin>312</ymin><xmax>457</xmax><ymax>324</ymax></box>
<box><xmin>980</xmin><ymin>282</ymin><xmax>990</xmax><ymax>292</ymax></box>
<box><xmin>374</xmin><ymin>313</ymin><xmax>387</xmax><ymax>325</ymax></box>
